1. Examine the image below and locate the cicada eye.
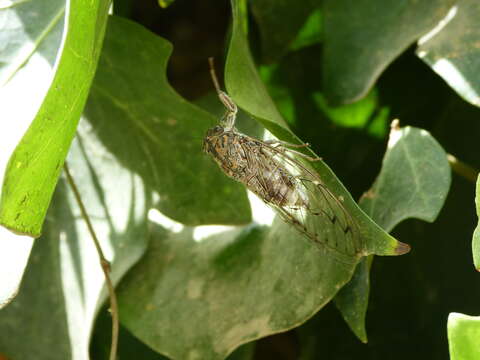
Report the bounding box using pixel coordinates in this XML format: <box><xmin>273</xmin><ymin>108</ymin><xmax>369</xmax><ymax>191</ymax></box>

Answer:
<box><xmin>206</xmin><ymin>125</ymin><xmax>224</xmax><ymax>137</ymax></box>
<box><xmin>213</xmin><ymin>125</ymin><xmax>223</xmax><ymax>134</ymax></box>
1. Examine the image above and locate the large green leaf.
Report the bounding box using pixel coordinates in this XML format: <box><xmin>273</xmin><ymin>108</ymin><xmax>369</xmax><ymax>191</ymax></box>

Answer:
<box><xmin>335</xmin><ymin>124</ymin><xmax>451</xmax><ymax>342</ymax></box>
<box><xmin>0</xmin><ymin>116</ymin><xmax>151</xmax><ymax>358</ymax></box>
<box><xmin>0</xmin><ymin>0</ymin><xmax>111</xmax><ymax>237</ymax></box>
<box><xmin>417</xmin><ymin>0</ymin><xmax>480</xmax><ymax>107</ymax></box>
<box><xmin>322</xmin><ymin>0</ymin><xmax>455</xmax><ymax>104</ymax></box>
<box><xmin>448</xmin><ymin>313</ymin><xmax>480</xmax><ymax>360</ymax></box>
<box><xmin>118</xmin><ymin>220</ymin><xmax>359</xmax><ymax>359</ymax></box>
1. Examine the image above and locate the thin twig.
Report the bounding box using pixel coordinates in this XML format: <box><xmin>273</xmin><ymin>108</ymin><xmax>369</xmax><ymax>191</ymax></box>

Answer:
<box><xmin>447</xmin><ymin>154</ymin><xmax>479</xmax><ymax>183</ymax></box>
<box><xmin>64</xmin><ymin>162</ymin><xmax>119</xmax><ymax>360</ymax></box>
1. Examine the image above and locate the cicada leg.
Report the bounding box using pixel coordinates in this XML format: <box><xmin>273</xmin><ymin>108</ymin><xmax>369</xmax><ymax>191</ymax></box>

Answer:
<box><xmin>264</xmin><ymin>139</ymin><xmax>311</xmax><ymax>148</ymax></box>
<box><xmin>208</xmin><ymin>57</ymin><xmax>237</xmax><ymax>130</ymax></box>
<box><xmin>264</xmin><ymin>140</ymin><xmax>321</xmax><ymax>162</ymax></box>
<box><xmin>286</xmin><ymin>149</ymin><xmax>322</xmax><ymax>162</ymax></box>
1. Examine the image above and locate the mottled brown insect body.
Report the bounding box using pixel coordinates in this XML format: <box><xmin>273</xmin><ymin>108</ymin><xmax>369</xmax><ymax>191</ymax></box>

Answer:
<box><xmin>203</xmin><ymin>58</ymin><xmax>363</xmax><ymax>258</ymax></box>
<box><xmin>203</xmin><ymin>126</ymin><xmax>306</xmax><ymax>208</ymax></box>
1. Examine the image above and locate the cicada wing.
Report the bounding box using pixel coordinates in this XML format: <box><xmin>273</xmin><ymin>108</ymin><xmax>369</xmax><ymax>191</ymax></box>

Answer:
<box><xmin>260</xmin><ymin>142</ymin><xmax>363</xmax><ymax>257</ymax></box>
<box><xmin>299</xmin><ymin>178</ymin><xmax>361</xmax><ymax>256</ymax></box>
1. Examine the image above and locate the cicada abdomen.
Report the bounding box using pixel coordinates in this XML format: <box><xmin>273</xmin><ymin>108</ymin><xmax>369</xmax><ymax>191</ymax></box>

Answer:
<box><xmin>270</xmin><ymin>150</ymin><xmax>362</xmax><ymax>256</ymax></box>
<box><xmin>203</xmin><ymin>58</ymin><xmax>363</xmax><ymax>257</ymax></box>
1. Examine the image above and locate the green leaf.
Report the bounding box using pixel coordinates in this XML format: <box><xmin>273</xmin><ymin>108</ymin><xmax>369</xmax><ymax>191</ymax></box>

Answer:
<box><xmin>473</xmin><ymin>174</ymin><xmax>480</xmax><ymax>269</ymax></box>
<box><xmin>251</xmin><ymin>0</ymin><xmax>317</xmax><ymax>61</ymax></box>
<box><xmin>92</xmin><ymin>305</ymin><xmax>255</xmax><ymax>360</ymax></box>
<box><xmin>0</xmin><ymin>117</ymin><xmax>152</xmax><ymax>359</ymax></box>
<box><xmin>118</xmin><ymin>220</ymin><xmax>358</xmax><ymax>360</ymax></box>
<box><xmin>361</xmin><ymin>125</ymin><xmax>451</xmax><ymax>229</ymax></box>
<box><xmin>0</xmin><ymin>0</ymin><xmax>111</xmax><ymax>237</ymax></box>
<box><xmin>85</xmin><ymin>16</ymin><xmax>250</xmax><ymax>225</ymax></box>
<box><xmin>226</xmin><ymin>0</ymin><xmax>290</xmax><ymax>136</ymax></box>
<box><xmin>91</xmin><ymin>307</ymin><xmax>169</xmax><ymax>359</ymax></box>
<box><xmin>158</xmin><ymin>0</ymin><xmax>175</xmax><ymax>8</ymax></box>
<box><xmin>417</xmin><ymin>0</ymin><xmax>480</xmax><ymax>107</ymax></box>
<box><xmin>323</xmin><ymin>0</ymin><xmax>455</xmax><ymax>104</ymax></box>
<box><xmin>448</xmin><ymin>313</ymin><xmax>480</xmax><ymax>360</ymax></box>
<box><xmin>226</xmin><ymin>0</ymin><xmax>409</xmax><ymax>257</ymax></box>
<box><xmin>290</xmin><ymin>8</ymin><xmax>323</xmax><ymax>52</ymax></box>
<box><xmin>333</xmin><ymin>256</ymin><xmax>372</xmax><ymax>343</ymax></box>
<box><xmin>0</xmin><ymin>0</ymin><xmax>64</xmax><ymax>187</ymax></box>
<box><xmin>335</xmin><ymin>124</ymin><xmax>451</xmax><ymax>342</ymax></box>
<box><xmin>313</xmin><ymin>89</ymin><xmax>389</xmax><ymax>138</ymax></box>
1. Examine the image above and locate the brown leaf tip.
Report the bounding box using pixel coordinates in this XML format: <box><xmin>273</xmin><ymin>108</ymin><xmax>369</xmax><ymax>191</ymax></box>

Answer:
<box><xmin>395</xmin><ymin>241</ymin><xmax>411</xmax><ymax>255</ymax></box>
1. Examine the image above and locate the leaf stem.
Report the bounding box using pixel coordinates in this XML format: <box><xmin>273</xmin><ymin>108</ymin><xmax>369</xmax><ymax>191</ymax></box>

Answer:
<box><xmin>447</xmin><ymin>154</ymin><xmax>479</xmax><ymax>183</ymax></box>
<box><xmin>63</xmin><ymin>162</ymin><xmax>119</xmax><ymax>360</ymax></box>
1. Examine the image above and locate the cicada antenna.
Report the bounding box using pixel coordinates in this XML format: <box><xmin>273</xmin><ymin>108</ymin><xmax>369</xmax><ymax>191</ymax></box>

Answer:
<box><xmin>208</xmin><ymin>57</ymin><xmax>237</xmax><ymax>130</ymax></box>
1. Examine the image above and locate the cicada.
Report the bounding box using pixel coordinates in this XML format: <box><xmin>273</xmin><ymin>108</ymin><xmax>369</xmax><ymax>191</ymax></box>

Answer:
<box><xmin>203</xmin><ymin>59</ymin><xmax>362</xmax><ymax>257</ymax></box>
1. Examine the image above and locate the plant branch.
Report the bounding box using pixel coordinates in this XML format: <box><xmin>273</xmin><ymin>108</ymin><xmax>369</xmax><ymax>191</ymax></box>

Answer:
<box><xmin>64</xmin><ymin>162</ymin><xmax>119</xmax><ymax>360</ymax></box>
<box><xmin>447</xmin><ymin>154</ymin><xmax>479</xmax><ymax>184</ymax></box>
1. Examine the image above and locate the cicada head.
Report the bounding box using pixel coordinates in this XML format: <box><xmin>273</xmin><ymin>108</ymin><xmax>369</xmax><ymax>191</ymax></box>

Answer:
<box><xmin>202</xmin><ymin>125</ymin><xmax>225</xmax><ymax>154</ymax></box>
